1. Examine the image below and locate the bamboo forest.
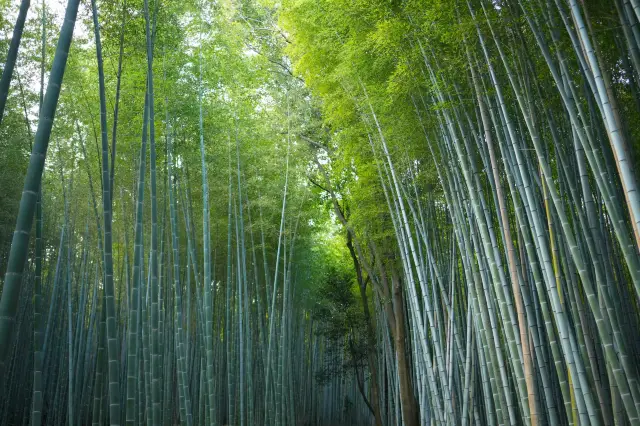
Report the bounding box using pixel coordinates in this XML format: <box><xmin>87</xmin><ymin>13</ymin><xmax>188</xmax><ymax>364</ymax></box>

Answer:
<box><xmin>4</xmin><ymin>0</ymin><xmax>640</xmax><ymax>425</ymax></box>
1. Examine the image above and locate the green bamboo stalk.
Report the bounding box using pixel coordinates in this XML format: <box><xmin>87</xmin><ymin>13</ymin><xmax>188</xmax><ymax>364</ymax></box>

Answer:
<box><xmin>0</xmin><ymin>0</ymin><xmax>81</xmax><ymax>384</ymax></box>
<box><xmin>108</xmin><ymin>0</ymin><xmax>127</xmax><ymax>207</ymax></box>
<box><xmin>264</xmin><ymin>122</ymin><xmax>291</xmax><ymax>426</ymax></box>
<box><xmin>141</xmin><ymin>0</ymin><xmax>161</xmax><ymax>423</ymax></box>
<box><xmin>196</xmin><ymin>6</ymin><xmax>216</xmax><ymax>422</ymax></box>
<box><xmin>30</xmin><ymin>5</ymin><xmax>46</xmax><ymax>420</ymax></box>
<box><xmin>0</xmin><ymin>0</ymin><xmax>30</xmax><ymax>126</ymax></box>
<box><xmin>168</xmin><ymin>117</ymin><xmax>193</xmax><ymax>426</ymax></box>
<box><xmin>89</xmin><ymin>1</ymin><xmax>122</xmax><ymax>424</ymax></box>
<box><xmin>126</xmin><ymin>85</ymin><xmax>149</xmax><ymax>425</ymax></box>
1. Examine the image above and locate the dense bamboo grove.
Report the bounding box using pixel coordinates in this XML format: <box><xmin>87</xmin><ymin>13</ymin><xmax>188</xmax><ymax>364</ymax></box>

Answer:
<box><xmin>1</xmin><ymin>0</ymin><xmax>640</xmax><ymax>425</ymax></box>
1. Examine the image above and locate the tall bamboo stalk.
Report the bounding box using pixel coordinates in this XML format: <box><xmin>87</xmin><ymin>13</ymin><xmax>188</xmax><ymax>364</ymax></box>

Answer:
<box><xmin>0</xmin><ymin>0</ymin><xmax>81</xmax><ymax>384</ymax></box>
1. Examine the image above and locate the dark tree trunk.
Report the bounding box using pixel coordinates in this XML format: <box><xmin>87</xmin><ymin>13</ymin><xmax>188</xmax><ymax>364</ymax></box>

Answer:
<box><xmin>391</xmin><ymin>267</ymin><xmax>419</xmax><ymax>426</ymax></box>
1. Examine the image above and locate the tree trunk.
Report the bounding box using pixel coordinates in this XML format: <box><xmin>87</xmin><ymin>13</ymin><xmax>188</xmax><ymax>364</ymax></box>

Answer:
<box><xmin>390</xmin><ymin>267</ymin><xmax>419</xmax><ymax>426</ymax></box>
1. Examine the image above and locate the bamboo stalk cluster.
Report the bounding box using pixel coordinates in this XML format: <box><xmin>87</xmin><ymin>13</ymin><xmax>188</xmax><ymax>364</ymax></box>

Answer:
<box><xmin>0</xmin><ymin>0</ymin><xmax>366</xmax><ymax>425</ymax></box>
<box><xmin>2</xmin><ymin>0</ymin><xmax>640</xmax><ymax>425</ymax></box>
<box><xmin>285</xmin><ymin>0</ymin><xmax>640</xmax><ymax>425</ymax></box>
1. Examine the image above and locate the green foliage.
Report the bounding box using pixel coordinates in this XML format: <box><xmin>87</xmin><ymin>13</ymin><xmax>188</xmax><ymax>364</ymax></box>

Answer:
<box><xmin>312</xmin><ymin>265</ymin><xmax>368</xmax><ymax>385</ymax></box>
